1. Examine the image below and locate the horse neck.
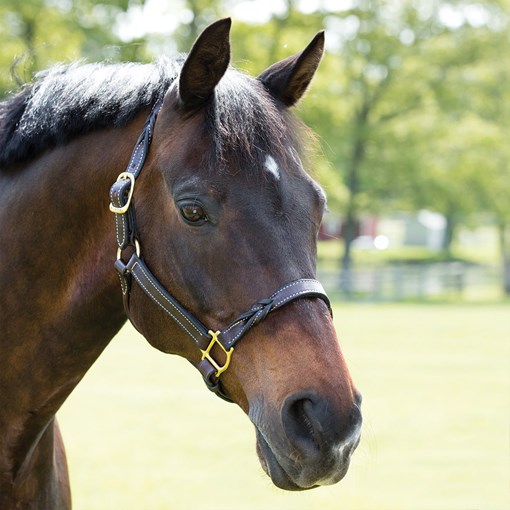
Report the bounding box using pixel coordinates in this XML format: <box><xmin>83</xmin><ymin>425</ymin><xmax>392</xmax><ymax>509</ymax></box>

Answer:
<box><xmin>0</xmin><ymin>114</ymin><xmax>147</xmax><ymax>475</ymax></box>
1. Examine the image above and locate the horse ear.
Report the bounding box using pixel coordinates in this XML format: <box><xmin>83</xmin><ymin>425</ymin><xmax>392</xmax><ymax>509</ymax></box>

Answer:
<box><xmin>179</xmin><ymin>18</ymin><xmax>232</xmax><ymax>108</ymax></box>
<box><xmin>258</xmin><ymin>31</ymin><xmax>325</xmax><ymax>107</ymax></box>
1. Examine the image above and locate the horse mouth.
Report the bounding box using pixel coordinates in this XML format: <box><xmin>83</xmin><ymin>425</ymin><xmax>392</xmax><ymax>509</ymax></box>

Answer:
<box><xmin>255</xmin><ymin>431</ymin><xmax>313</xmax><ymax>491</ymax></box>
<box><xmin>254</xmin><ymin>428</ymin><xmax>355</xmax><ymax>491</ymax></box>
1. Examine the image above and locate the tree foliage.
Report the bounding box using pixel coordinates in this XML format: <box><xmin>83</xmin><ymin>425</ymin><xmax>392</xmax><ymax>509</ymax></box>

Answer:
<box><xmin>1</xmin><ymin>0</ymin><xmax>509</xmax><ymax>291</ymax></box>
<box><xmin>0</xmin><ymin>0</ymin><xmax>150</xmax><ymax>95</ymax></box>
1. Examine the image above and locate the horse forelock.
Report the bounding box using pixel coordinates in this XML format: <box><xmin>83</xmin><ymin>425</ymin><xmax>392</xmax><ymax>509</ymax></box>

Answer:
<box><xmin>206</xmin><ymin>71</ymin><xmax>297</xmax><ymax>171</ymax></box>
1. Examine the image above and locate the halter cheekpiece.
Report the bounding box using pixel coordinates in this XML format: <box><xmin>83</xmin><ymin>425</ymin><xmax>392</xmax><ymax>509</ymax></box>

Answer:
<box><xmin>109</xmin><ymin>99</ymin><xmax>332</xmax><ymax>402</ymax></box>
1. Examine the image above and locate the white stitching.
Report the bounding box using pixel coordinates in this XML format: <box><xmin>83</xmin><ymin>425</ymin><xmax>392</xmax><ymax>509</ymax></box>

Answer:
<box><xmin>221</xmin><ymin>310</ymin><xmax>257</xmax><ymax>336</ymax></box>
<box><xmin>131</xmin><ymin>269</ymin><xmax>200</xmax><ymax>343</ymax></box>
<box><xmin>116</xmin><ymin>214</ymin><xmax>126</xmax><ymax>247</ymax></box>
<box><xmin>110</xmin><ymin>185</ymin><xmax>127</xmax><ymax>246</ymax></box>
<box><xmin>268</xmin><ymin>279</ymin><xmax>316</xmax><ymax>299</ymax></box>
<box><xmin>229</xmin><ymin>309</ymin><xmax>265</xmax><ymax>344</ymax></box>
<box><xmin>117</xmin><ymin>273</ymin><xmax>128</xmax><ymax>295</ymax></box>
<box><xmin>132</xmin><ymin>261</ymin><xmax>206</xmax><ymax>341</ymax></box>
<box><xmin>272</xmin><ymin>289</ymin><xmax>323</xmax><ymax>309</ymax></box>
<box><xmin>128</xmin><ymin>141</ymin><xmax>144</xmax><ymax>173</ymax></box>
<box><xmin>221</xmin><ymin>321</ymin><xmax>242</xmax><ymax>336</ymax></box>
<box><xmin>222</xmin><ymin>280</ymin><xmax>322</xmax><ymax>339</ymax></box>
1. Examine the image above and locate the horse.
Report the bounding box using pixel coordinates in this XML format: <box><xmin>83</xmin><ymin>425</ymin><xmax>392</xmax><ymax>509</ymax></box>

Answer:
<box><xmin>0</xmin><ymin>18</ymin><xmax>362</xmax><ymax>509</ymax></box>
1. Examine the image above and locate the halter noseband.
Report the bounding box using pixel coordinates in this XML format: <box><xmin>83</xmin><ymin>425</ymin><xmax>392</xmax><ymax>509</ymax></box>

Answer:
<box><xmin>109</xmin><ymin>99</ymin><xmax>332</xmax><ymax>402</ymax></box>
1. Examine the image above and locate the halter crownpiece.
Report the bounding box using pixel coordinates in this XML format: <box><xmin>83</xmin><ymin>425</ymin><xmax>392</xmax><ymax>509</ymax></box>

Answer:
<box><xmin>109</xmin><ymin>100</ymin><xmax>332</xmax><ymax>402</ymax></box>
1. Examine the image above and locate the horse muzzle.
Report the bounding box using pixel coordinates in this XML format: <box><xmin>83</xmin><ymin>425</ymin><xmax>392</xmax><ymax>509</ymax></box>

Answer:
<box><xmin>251</xmin><ymin>390</ymin><xmax>362</xmax><ymax>491</ymax></box>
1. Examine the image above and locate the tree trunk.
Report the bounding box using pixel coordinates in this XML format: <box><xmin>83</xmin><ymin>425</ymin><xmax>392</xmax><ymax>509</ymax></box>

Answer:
<box><xmin>498</xmin><ymin>221</ymin><xmax>510</xmax><ymax>296</ymax></box>
<box><xmin>442</xmin><ymin>210</ymin><xmax>456</xmax><ymax>257</ymax></box>
<box><xmin>340</xmin><ymin>135</ymin><xmax>365</xmax><ymax>295</ymax></box>
<box><xmin>340</xmin><ymin>205</ymin><xmax>357</xmax><ymax>294</ymax></box>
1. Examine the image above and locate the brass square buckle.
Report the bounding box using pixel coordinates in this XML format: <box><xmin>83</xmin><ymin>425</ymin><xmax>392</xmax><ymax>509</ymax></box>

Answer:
<box><xmin>200</xmin><ymin>330</ymin><xmax>234</xmax><ymax>378</ymax></box>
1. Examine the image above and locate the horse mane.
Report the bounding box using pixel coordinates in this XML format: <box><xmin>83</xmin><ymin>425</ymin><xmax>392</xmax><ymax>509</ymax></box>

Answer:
<box><xmin>0</xmin><ymin>58</ymin><xmax>302</xmax><ymax>170</ymax></box>
<box><xmin>0</xmin><ymin>59</ymin><xmax>178</xmax><ymax>167</ymax></box>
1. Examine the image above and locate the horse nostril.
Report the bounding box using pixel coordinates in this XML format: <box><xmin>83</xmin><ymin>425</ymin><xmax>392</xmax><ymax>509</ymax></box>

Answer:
<box><xmin>282</xmin><ymin>392</ymin><xmax>363</xmax><ymax>456</ymax></box>
<box><xmin>282</xmin><ymin>395</ymin><xmax>320</xmax><ymax>452</ymax></box>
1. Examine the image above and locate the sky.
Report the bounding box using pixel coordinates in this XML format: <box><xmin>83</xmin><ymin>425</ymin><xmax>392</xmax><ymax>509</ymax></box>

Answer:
<box><xmin>116</xmin><ymin>0</ymin><xmax>355</xmax><ymax>41</ymax></box>
<box><xmin>115</xmin><ymin>0</ymin><xmax>500</xmax><ymax>44</ymax></box>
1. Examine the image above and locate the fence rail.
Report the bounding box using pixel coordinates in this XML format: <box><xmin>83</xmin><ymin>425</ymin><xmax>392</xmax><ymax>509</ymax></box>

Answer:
<box><xmin>317</xmin><ymin>263</ymin><xmax>501</xmax><ymax>301</ymax></box>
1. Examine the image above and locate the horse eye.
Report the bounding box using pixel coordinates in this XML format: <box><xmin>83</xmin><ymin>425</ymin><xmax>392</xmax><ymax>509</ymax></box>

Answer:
<box><xmin>179</xmin><ymin>202</ymin><xmax>207</xmax><ymax>225</ymax></box>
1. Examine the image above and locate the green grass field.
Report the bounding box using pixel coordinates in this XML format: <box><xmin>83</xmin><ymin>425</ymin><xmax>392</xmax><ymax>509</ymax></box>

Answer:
<box><xmin>58</xmin><ymin>303</ymin><xmax>509</xmax><ymax>510</ymax></box>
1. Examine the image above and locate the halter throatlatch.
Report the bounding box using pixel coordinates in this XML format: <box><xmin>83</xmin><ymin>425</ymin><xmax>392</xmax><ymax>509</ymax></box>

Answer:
<box><xmin>109</xmin><ymin>100</ymin><xmax>332</xmax><ymax>402</ymax></box>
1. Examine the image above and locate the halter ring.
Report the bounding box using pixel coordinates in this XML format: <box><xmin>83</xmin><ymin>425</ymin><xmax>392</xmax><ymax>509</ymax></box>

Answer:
<box><xmin>116</xmin><ymin>239</ymin><xmax>141</xmax><ymax>262</ymax></box>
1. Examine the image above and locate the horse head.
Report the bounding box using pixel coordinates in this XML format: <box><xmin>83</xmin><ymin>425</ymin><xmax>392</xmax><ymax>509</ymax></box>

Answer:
<box><xmin>116</xmin><ymin>19</ymin><xmax>361</xmax><ymax>491</ymax></box>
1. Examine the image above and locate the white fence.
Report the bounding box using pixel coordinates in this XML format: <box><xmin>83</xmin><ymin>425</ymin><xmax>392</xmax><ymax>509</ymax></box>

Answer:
<box><xmin>317</xmin><ymin>263</ymin><xmax>501</xmax><ymax>301</ymax></box>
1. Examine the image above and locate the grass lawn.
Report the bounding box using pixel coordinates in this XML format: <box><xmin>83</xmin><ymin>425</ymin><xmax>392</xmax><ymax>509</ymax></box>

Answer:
<box><xmin>58</xmin><ymin>303</ymin><xmax>509</xmax><ymax>510</ymax></box>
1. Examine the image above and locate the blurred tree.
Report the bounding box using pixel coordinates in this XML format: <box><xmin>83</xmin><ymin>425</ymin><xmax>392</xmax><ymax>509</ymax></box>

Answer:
<box><xmin>1</xmin><ymin>0</ymin><xmax>509</xmax><ymax>293</ymax></box>
<box><xmin>300</xmin><ymin>0</ymin><xmax>509</xmax><ymax>292</ymax></box>
<box><xmin>457</xmin><ymin>26</ymin><xmax>510</xmax><ymax>293</ymax></box>
<box><xmin>0</xmin><ymin>0</ymin><xmax>149</xmax><ymax>96</ymax></box>
<box><xmin>388</xmin><ymin>7</ymin><xmax>510</xmax><ymax>292</ymax></box>
<box><xmin>172</xmin><ymin>0</ymin><xmax>224</xmax><ymax>51</ymax></box>
<box><xmin>233</xmin><ymin>0</ymin><xmax>508</xmax><ymax>293</ymax></box>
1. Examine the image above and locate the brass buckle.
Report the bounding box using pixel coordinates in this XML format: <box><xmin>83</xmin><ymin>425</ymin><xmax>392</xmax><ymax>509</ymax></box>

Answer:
<box><xmin>200</xmin><ymin>330</ymin><xmax>234</xmax><ymax>378</ymax></box>
<box><xmin>109</xmin><ymin>172</ymin><xmax>135</xmax><ymax>214</ymax></box>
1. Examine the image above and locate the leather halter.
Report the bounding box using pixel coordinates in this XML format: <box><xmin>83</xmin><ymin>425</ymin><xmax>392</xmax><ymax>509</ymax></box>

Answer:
<box><xmin>109</xmin><ymin>99</ymin><xmax>332</xmax><ymax>402</ymax></box>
